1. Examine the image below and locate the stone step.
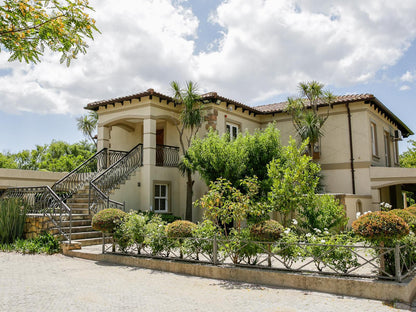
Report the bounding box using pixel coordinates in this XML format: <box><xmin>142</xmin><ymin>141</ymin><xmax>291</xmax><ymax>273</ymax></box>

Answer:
<box><xmin>69</xmin><ymin>208</ymin><xmax>90</xmax><ymax>215</ymax></box>
<box><xmin>63</xmin><ymin>231</ymin><xmax>102</xmax><ymax>240</ymax></box>
<box><xmin>50</xmin><ymin>225</ymin><xmax>95</xmax><ymax>234</ymax></box>
<box><xmin>67</xmin><ymin>197</ymin><xmax>90</xmax><ymax>204</ymax></box>
<box><xmin>73</xmin><ymin>236</ymin><xmax>113</xmax><ymax>246</ymax></box>
<box><xmin>68</xmin><ymin>202</ymin><xmax>89</xmax><ymax>208</ymax></box>
<box><xmin>58</xmin><ymin>219</ymin><xmax>92</xmax><ymax>227</ymax></box>
<box><xmin>51</xmin><ymin>214</ymin><xmax>92</xmax><ymax>221</ymax></box>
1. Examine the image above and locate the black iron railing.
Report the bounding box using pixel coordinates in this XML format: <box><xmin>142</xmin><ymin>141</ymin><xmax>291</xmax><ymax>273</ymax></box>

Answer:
<box><xmin>156</xmin><ymin>144</ymin><xmax>179</xmax><ymax>167</ymax></box>
<box><xmin>52</xmin><ymin>148</ymin><xmax>127</xmax><ymax>201</ymax></box>
<box><xmin>89</xmin><ymin>144</ymin><xmax>143</xmax><ymax>213</ymax></box>
<box><xmin>2</xmin><ymin>186</ymin><xmax>72</xmax><ymax>243</ymax></box>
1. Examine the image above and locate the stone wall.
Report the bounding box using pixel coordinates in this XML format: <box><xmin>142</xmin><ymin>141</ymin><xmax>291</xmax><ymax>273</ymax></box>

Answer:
<box><xmin>24</xmin><ymin>214</ymin><xmax>54</xmax><ymax>239</ymax></box>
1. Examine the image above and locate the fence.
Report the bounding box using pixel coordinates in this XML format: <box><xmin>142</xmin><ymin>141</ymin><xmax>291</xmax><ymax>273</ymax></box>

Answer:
<box><xmin>102</xmin><ymin>234</ymin><xmax>416</xmax><ymax>282</ymax></box>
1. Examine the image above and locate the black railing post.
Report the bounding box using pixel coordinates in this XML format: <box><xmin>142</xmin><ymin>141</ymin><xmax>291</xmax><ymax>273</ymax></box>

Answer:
<box><xmin>395</xmin><ymin>243</ymin><xmax>402</xmax><ymax>282</ymax></box>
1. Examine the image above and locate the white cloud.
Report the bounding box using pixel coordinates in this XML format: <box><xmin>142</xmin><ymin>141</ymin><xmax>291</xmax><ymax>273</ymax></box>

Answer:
<box><xmin>401</xmin><ymin>70</ymin><xmax>416</xmax><ymax>83</ymax></box>
<box><xmin>400</xmin><ymin>85</ymin><xmax>411</xmax><ymax>91</ymax></box>
<box><xmin>1</xmin><ymin>0</ymin><xmax>416</xmax><ymax>114</ymax></box>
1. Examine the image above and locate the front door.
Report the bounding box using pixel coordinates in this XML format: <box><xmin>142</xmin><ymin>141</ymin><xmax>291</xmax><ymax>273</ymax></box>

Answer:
<box><xmin>156</xmin><ymin>129</ymin><xmax>164</xmax><ymax>165</ymax></box>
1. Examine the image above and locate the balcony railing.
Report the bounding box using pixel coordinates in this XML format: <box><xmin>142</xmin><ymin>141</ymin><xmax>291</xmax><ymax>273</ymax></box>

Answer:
<box><xmin>156</xmin><ymin>144</ymin><xmax>179</xmax><ymax>167</ymax></box>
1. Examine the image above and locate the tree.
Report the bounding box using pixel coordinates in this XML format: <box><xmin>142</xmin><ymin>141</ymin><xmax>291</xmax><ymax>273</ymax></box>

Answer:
<box><xmin>0</xmin><ymin>0</ymin><xmax>99</xmax><ymax>65</ymax></box>
<box><xmin>76</xmin><ymin>111</ymin><xmax>98</xmax><ymax>145</ymax></box>
<box><xmin>285</xmin><ymin>81</ymin><xmax>335</xmax><ymax>156</ymax></box>
<box><xmin>0</xmin><ymin>140</ymin><xmax>95</xmax><ymax>172</ymax></box>
<box><xmin>185</xmin><ymin>123</ymin><xmax>282</xmax><ymax>197</ymax></box>
<box><xmin>267</xmin><ymin>138</ymin><xmax>320</xmax><ymax>227</ymax></box>
<box><xmin>400</xmin><ymin>140</ymin><xmax>416</xmax><ymax>168</ymax></box>
<box><xmin>171</xmin><ymin>81</ymin><xmax>205</xmax><ymax>221</ymax></box>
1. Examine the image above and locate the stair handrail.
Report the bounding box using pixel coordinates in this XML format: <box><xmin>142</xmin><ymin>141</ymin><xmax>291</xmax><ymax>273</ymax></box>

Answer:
<box><xmin>52</xmin><ymin>148</ymin><xmax>108</xmax><ymax>200</ymax></box>
<box><xmin>89</xmin><ymin>143</ymin><xmax>143</xmax><ymax>213</ymax></box>
<box><xmin>2</xmin><ymin>186</ymin><xmax>72</xmax><ymax>244</ymax></box>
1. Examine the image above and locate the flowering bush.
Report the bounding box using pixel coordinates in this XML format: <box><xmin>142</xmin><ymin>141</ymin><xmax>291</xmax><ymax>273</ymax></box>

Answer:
<box><xmin>166</xmin><ymin>220</ymin><xmax>197</xmax><ymax>238</ymax></box>
<box><xmin>91</xmin><ymin>208</ymin><xmax>127</xmax><ymax>233</ymax></box>
<box><xmin>389</xmin><ymin>209</ymin><xmax>416</xmax><ymax>231</ymax></box>
<box><xmin>222</xmin><ymin>228</ymin><xmax>260</xmax><ymax>264</ymax></box>
<box><xmin>352</xmin><ymin>211</ymin><xmax>409</xmax><ymax>243</ymax></box>
<box><xmin>143</xmin><ymin>214</ymin><xmax>170</xmax><ymax>256</ymax></box>
<box><xmin>379</xmin><ymin>202</ymin><xmax>393</xmax><ymax>211</ymax></box>
<box><xmin>250</xmin><ymin>220</ymin><xmax>284</xmax><ymax>242</ymax></box>
<box><xmin>272</xmin><ymin>229</ymin><xmax>303</xmax><ymax>268</ymax></box>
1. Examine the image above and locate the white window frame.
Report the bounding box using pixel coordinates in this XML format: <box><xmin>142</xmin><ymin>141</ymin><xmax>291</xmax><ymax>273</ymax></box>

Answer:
<box><xmin>393</xmin><ymin>140</ymin><xmax>399</xmax><ymax>165</ymax></box>
<box><xmin>154</xmin><ymin>184</ymin><xmax>168</xmax><ymax>213</ymax></box>
<box><xmin>226</xmin><ymin>122</ymin><xmax>239</xmax><ymax>140</ymax></box>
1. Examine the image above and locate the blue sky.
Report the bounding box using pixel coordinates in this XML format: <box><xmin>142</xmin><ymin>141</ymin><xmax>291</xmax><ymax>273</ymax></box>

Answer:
<box><xmin>1</xmin><ymin>0</ymin><xmax>416</xmax><ymax>153</ymax></box>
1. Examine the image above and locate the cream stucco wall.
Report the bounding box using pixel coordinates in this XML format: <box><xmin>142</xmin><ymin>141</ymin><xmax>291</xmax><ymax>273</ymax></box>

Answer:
<box><xmin>92</xmin><ymin>94</ymin><xmax>412</xmax><ymax>222</ymax></box>
<box><xmin>0</xmin><ymin>168</ymin><xmax>66</xmax><ymax>189</ymax></box>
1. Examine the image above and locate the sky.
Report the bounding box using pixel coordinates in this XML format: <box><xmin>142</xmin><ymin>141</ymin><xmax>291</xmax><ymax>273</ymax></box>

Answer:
<box><xmin>1</xmin><ymin>0</ymin><xmax>416</xmax><ymax>154</ymax></box>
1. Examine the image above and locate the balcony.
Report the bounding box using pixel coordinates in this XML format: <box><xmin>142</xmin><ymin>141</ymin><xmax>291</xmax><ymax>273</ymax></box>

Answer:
<box><xmin>156</xmin><ymin>145</ymin><xmax>180</xmax><ymax>167</ymax></box>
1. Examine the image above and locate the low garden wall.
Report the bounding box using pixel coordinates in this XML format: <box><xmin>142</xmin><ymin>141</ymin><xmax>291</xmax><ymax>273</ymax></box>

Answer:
<box><xmin>24</xmin><ymin>214</ymin><xmax>54</xmax><ymax>239</ymax></box>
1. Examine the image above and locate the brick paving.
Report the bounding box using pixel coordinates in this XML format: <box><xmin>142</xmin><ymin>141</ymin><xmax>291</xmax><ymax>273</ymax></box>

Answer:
<box><xmin>0</xmin><ymin>252</ymin><xmax>412</xmax><ymax>312</ymax></box>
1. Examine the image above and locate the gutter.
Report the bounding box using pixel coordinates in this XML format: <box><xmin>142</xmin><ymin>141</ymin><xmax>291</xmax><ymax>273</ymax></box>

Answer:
<box><xmin>346</xmin><ymin>103</ymin><xmax>356</xmax><ymax>194</ymax></box>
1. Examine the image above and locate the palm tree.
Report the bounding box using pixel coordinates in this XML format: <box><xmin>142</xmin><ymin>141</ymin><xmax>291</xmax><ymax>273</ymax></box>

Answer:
<box><xmin>285</xmin><ymin>81</ymin><xmax>334</xmax><ymax>157</ymax></box>
<box><xmin>76</xmin><ymin>111</ymin><xmax>98</xmax><ymax>145</ymax></box>
<box><xmin>171</xmin><ymin>81</ymin><xmax>204</xmax><ymax>221</ymax></box>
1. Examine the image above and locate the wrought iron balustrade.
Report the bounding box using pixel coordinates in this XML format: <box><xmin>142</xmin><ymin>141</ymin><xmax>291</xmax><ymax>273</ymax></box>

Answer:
<box><xmin>156</xmin><ymin>144</ymin><xmax>180</xmax><ymax>167</ymax></box>
<box><xmin>89</xmin><ymin>144</ymin><xmax>143</xmax><ymax>213</ymax></box>
<box><xmin>108</xmin><ymin>150</ymin><xmax>128</xmax><ymax>166</ymax></box>
<box><xmin>52</xmin><ymin>148</ymin><xmax>108</xmax><ymax>200</ymax></box>
<box><xmin>2</xmin><ymin>186</ymin><xmax>72</xmax><ymax>243</ymax></box>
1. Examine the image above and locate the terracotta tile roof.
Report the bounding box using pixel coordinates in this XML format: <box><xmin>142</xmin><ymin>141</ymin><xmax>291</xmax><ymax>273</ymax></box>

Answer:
<box><xmin>85</xmin><ymin>89</ymin><xmax>173</xmax><ymax>110</ymax></box>
<box><xmin>85</xmin><ymin>90</ymin><xmax>412</xmax><ymax>137</ymax></box>
<box><xmin>255</xmin><ymin>94</ymin><xmax>376</xmax><ymax>113</ymax></box>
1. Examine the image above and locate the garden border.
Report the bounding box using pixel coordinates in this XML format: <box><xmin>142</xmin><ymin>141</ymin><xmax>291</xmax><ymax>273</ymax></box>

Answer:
<box><xmin>64</xmin><ymin>246</ymin><xmax>416</xmax><ymax>304</ymax></box>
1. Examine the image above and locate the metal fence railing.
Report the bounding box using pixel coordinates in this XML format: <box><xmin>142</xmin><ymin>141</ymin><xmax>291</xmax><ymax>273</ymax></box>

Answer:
<box><xmin>103</xmin><ymin>235</ymin><xmax>416</xmax><ymax>282</ymax></box>
<box><xmin>156</xmin><ymin>144</ymin><xmax>179</xmax><ymax>167</ymax></box>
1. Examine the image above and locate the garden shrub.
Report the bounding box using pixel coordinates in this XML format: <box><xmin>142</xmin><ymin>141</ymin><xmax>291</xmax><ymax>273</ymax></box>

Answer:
<box><xmin>0</xmin><ymin>198</ymin><xmax>27</xmax><ymax>244</ymax></box>
<box><xmin>222</xmin><ymin>228</ymin><xmax>260</xmax><ymax>264</ymax></box>
<box><xmin>250</xmin><ymin>220</ymin><xmax>283</xmax><ymax>242</ymax></box>
<box><xmin>137</xmin><ymin>210</ymin><xmax>181</xmax><ymax>223</ymax></box>
<box><xmin>389</xmin><ymin>209</ymin><xmax>416</xmax><ymax>231</ymax></box>
<box><xmin>352</xmin><ymin>211</ymin><xmax>409</xmax><ymax>243</ymax></box>
<box><xmin>405</xmin><ymin>206</ymin><xmax>416</xmax><ymax>216</ymax></box>
<box><xmin>144</xmin><ymin>214</ymin><xmax>169</xmax><ymax>256</ymax></box>
<box><xmin>166</xmin><ymin>220</ymin><xmax>196</xmax><ymax>238</ymax></box>
<box><xmin>1</xmin><ymin>232</ymin><xmax>61</xmax><ymax>254</ymax></box>
<box><xmin>91</xmin><ymin>208</ymin><xmax>126</xmax><ymax>233</ymax></box>
<box><xmin>114</xmin><ymin>212</ymin><xmax>149</xmax><ymax>253</ymax></box>
<box><xmin>272</xmin><ymin>229</ymin><xmax>303</xmax><ymax>268</ymax></box>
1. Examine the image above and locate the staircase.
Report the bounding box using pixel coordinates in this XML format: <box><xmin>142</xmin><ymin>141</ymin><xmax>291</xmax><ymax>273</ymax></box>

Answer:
<box><xmin>2</xmin><ymin>145</ymin><xmax>143</xmax><ymax>246</ymax></box>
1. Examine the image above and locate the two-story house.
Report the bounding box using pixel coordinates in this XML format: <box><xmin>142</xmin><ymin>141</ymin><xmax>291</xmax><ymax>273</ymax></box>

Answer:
<box><xmin>85</xmin><ymin>89</ymin><xmax>416</xmax><ymax>224</ymax></box>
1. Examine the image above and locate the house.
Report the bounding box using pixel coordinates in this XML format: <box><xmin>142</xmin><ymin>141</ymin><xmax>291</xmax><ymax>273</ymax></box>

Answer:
<box><xmin>85</xmin><ymin>88</ymin><xmax>416</xmax><ymax>224</ymax></box>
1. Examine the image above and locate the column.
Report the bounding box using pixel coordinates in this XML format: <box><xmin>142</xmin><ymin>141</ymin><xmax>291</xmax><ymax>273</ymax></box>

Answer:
<box><xmin>142</xmin><ymin>118</ymin><xmax>156</xmax><ymax>211</ymax></box>
<box><xmin>97</xmin><ymin>126</ymin><xmax>110</xmax><ymax>151</ymax></box>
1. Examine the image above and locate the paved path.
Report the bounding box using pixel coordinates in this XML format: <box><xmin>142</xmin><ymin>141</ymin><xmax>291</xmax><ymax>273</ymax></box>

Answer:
<box><xmin>0</xmin><ymin>252</ymin><xmax>412</xmax><ymax>312</ymax></box>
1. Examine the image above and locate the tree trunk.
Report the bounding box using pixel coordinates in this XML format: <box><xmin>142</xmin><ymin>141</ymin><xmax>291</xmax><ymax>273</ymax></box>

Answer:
<box><xmin>185</xmin><ymin>170</ymin><xmax>193</xmax><ymax>221</ymax></box>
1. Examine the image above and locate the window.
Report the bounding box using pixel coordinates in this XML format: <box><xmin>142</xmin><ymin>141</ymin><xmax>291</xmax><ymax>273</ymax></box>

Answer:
<box><xmin>384</xmin><ymin>131</ymin><xmax>391</xmax><ymax>167</ymax></box>
<box><xmin>154</xmin><ymin>184</ymin><xmax>168</xmax><ymax>212</ymax></box>
<box><xmin>226</xmin><ymin>123</ymin><xmax>239</xmax><ymax>140</ymax></box>
<box><xmin>370</xmin><ymin>122</ymin><xmax>378</xmax><ymax>157</ymax></box>
<box><xmin>393</xmin><ymin>140</ymin><xmax>399</xmax><ymax>165</ymax></box>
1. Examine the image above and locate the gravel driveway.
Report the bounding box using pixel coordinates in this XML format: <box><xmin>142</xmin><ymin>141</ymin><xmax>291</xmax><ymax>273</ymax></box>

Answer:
<box><xmin>0</xmin><ymin>252</ymin><xmax>412</xmax><ymax>311</ymax></box>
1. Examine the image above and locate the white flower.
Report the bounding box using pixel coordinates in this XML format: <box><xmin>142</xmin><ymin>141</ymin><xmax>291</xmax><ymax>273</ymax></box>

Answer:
<box><xmin>311</xmin><ymin>236</ymin><xmax>316</xmax><ymax>241</ymax></box>
<box><xmin>292</xmin><ymin>219</ymin><xmax>298</xmax><ymax>225</ymax></box>
<box><xmin>356</xmin><ymin>212</ymin><xmax>361</xmax><ymax>219</ymax></box>
<box><xmin>324</xmin><ymin>228</ymin><xmax>328</xmax><ymax>231</ymax></box>
<box><xmin>380</xmin><ymin>202</ymin><xmax>385</xmax><ymax>206</ymax></box>
<box><xmin>324</xmin><ymin>231</ymin><xmax>329</xmax><ymax>235</ymax></box>
<box><xmin>320</xmin><ymin>239</ymin><xmax>326</xmax><ymax>243</ymax></box>
<box><xmin>314</xmin><ymin>228</ymin><xmax>321</xmax><ymax>234</ymax></box>
<box><xmin>306</xmin><ymin>233</ymin><xmax>312</xmax><ymax>237</ymax></box>
<box><xmin>284</xmin><ymin>228</ymin><xmax>291</xmax><ymax>234</ymax></box>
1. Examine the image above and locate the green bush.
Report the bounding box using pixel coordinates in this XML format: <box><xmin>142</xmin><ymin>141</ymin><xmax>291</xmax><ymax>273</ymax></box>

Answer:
<box><xmin>405</xmin><ymin>206</ymin><xmax>416</xmax><ymax>216</ymax></box>
<box><xmin>91</xmin><ymin>208</ymin><xmax>127</xmax><ymax>233</ymax></box>
<box><xmin>0</xmin><ymin>198</ymin><xmax>27</xmax><ymax>244</ymax></box>
<box><xmin>1</xmin><ymin>232</ymin><xmax>61</xmax><ymax>254</ymax></box>
<box><xmin>138</xmin><ymin>210</ymin><xmax>181</xmax><ymax>223</ymax></box>
<box><xmin>352</xmin><ymin>211</ymin><xmax>409</xmax><ymax>243</ymax></box>
<box><xmin>116</xmin><ymin>212</ymin><xmax>149</xmax><ymax>253</ymax></box>
<box><xmin>166</xmin><ymin>220</ymin><xmax>196</xmax><ymax>238</ymax></box>
<box><xmin>222</xmin><ymin>228</ymin><xmax>260</xmax><ymax>264</ymax></box>
<box><xmin>273</xmin><ymin>229</ymin><xmax>303</xmax><ymax>268</ymax></box>
<box><xmin>250</xmin><ymin>220</ymin><xmax>283</xmax><ymax>242</ymax></box>
<box><xmin>144</xmin><ymin>214</ymin><xmax>169</xmax><ymax>256</ymax></box>
<box><xmin>389</xmin><ymin>209</ymin><xmax>416</xmax><ymax>231</ymax></box>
